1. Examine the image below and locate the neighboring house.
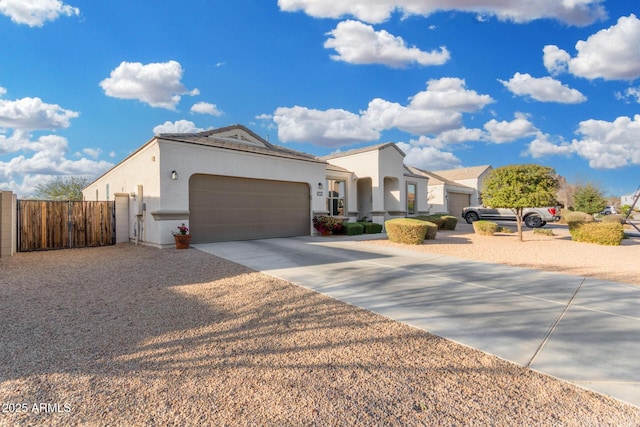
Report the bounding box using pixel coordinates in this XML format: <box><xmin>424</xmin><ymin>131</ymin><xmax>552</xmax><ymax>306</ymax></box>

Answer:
<box><xmin>621</xmin><ymin>190</ymin><xmax>640</xmax><ymax>208</ymax></box>
<box><xmin>83</xmin><ymin>125</ymin><xmax>429</xmax><ymax>247</ymax></box>
<box><xmin>408</xmin><ymin>165</ymin><xmax>492</xmax><ymax>220</ymax></box>
<box><xmin>323</xmin><ymin>143</ymin><xmax>429</xmax><ymax>224</ymax></box>
<box><xmin>406</xmin><ymin>167</ymin><xmax>477</xmax><ymax>220</ymax></box>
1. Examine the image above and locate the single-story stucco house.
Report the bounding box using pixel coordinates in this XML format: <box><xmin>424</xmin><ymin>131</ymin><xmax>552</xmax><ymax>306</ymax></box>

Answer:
<box><xmin>406</xmin><ymin>165</ymin><xmax>492</xmax><ymax>220</ymax></box>
<box><xmin>83</xmin><ymin>124</ymin><xmax>439</xmax><ymax>247</ymax></box>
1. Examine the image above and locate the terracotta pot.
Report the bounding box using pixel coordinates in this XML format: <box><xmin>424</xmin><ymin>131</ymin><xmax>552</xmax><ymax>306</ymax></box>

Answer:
<box><xmin>174</xmin><ymin>234</ymin><xmax>192</xmax><ymax>249</ymax></box>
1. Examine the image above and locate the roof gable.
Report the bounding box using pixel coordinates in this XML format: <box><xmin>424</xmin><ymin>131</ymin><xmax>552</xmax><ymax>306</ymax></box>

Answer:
<box><xmin>158</xmin><ymin>124</ymin><xmax>324</xmax><ymax>164</ymax></box>
<box><xmin>432</xmin><ymin>165</ymin><xmax>492</xmax><ymax>181</ymax></box>
<box><xmin>322</xmin><ymin>142</ymin><xmax>405</xmax><ymax>160</ymax></box>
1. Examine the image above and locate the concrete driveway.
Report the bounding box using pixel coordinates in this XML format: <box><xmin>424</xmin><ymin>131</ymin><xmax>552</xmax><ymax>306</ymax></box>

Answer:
<box><xmin>194</xmin><ymin>235</ymin><xmax>640</xmax><ymax>407</ymax></box>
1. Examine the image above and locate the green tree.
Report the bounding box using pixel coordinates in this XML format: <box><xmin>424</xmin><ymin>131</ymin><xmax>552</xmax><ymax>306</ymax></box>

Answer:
<box><xmin>33</xmin><ymin>176</ymin><xmax>91</xmax><ymax>201</ymax></box>
<box><xmin>482</xmin><ymin>164</ymin><xmax>559</xmax><ymax>242</ymax></box>
<box><xmin>573</xmin><ymin>183</ymin><xmax>606</xmax><ymax>215</ymax></box>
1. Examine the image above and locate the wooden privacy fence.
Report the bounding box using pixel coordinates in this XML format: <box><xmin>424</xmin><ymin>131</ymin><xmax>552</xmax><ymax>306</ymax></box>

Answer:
<box><xmin>17</xmin><ymin>200</ymin><xmax>115</xmax><ymax>251</ymax></box>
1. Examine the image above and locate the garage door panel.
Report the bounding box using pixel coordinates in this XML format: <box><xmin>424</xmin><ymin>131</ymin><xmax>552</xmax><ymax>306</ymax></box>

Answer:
<box><xmin>189</xmin><ymin>174</ymin><xmax>310</xmax><ymax>243</ymax></box>
<box><xmin>448</xmin><ymin>192</ymin><xmax>471</xmax><ymax>221</ymax></box>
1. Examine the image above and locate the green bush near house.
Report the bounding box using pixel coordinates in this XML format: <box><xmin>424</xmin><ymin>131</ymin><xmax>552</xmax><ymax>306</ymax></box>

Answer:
<box><xmin>357</xmin><ymin>222</ymin><xmax>383</xmax><ymax>234</ymax></box>
<box><xmin>569</xmin><ymin>222</ymin><xmax>624</xmax><ymax>246</ymax></box>
<box><xmin>422</xmin><ymin>221</ymin><xmax>438</xmax><ymax>240</ymax></box>
<box><xmin>473</xmin><ymin>220</ymin><xmax>498</xmax><ymax>236</ymax></box>
<box><xmin>416</xmin><ymin>215</ymin><xmax>445</xmax><ymax>229</ymax></box>
<box><xmin>341</xmin><ymin>222</ymin><xmax>365</xmax><ymax>236</ymax></box>
<box><xmin>439</xmin><ymin>215</ymin><xmax>458</xmax><ymax>230</ymax></box>
<box><xmin>416</xmin><ymin>214</ymin><xmax>458</xmax><ymax>230</ymax></box>
<box><xmin>385</xmin><ymin>218</ymin><xmax>428</xmax><ymax>245</ymax></box>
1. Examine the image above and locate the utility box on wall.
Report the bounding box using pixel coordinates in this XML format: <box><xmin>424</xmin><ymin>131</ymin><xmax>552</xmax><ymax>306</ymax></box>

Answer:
<box><xmin>0</xmin><ymin>190</ymin><xmax>17</xmax><ymax>258</ymax></box>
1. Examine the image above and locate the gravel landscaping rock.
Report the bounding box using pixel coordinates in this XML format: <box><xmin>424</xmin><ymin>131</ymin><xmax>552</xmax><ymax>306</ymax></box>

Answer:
<box><xmin>1</xmin><ymin>240</ymin><xmax>639</xmax><ymax>426</ymax></box>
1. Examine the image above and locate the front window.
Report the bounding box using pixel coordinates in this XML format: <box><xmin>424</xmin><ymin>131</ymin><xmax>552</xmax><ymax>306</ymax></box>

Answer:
<box><xmin>326</xmin><ymin>179</ymin><xmax>345</xmax><ymax>216</ymax></box>
<box><xmin>407</xmin><ymin>183</ymin><xmax>416</xmax><ymax>215</ymax></box>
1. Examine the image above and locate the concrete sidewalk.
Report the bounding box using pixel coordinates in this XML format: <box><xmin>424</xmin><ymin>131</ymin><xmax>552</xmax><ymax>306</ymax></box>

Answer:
<box><xmin>194</xmin><ymin>235</ymin><xmax>640</xmax><ymax>407</ymax></box>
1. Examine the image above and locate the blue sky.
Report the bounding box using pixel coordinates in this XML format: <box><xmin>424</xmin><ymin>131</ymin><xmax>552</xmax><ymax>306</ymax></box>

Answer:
<box><xmin>1</xmin><ymin>0</ymin><xmax>639</xmax><ymax>198</ymax></box>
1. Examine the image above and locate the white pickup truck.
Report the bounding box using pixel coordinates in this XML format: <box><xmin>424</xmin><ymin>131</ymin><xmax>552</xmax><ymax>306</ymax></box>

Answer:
<box><xmin>461</xmin><ymin>206</ymin><xmax>562</xmax><ymax>228</ymax></box>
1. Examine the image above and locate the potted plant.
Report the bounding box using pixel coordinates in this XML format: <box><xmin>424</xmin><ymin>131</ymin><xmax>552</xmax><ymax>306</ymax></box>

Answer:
<box><xmin>313</xmin><ymin>216</ymin><xmax>343</xmax><ymax>236</ymax></box>
<box><xmin>172</xmin><ymin>223</ymin><xmax>191</xmax><ymax>249</ymax></box>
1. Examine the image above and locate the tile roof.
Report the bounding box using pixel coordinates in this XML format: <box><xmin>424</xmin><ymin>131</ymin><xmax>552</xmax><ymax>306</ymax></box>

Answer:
<box><xmin>159</xmin><ymin>124</ymin><xmax>325</xmax><ymax>164</ymax></box>
<box><xmin>431</xmin><ymin>165</ymin><xmax>492</xmax><ymax>181</ymax></box>
<box><xmin>322</xmin><ymin>142</ymin><xmax>405</xmax><ymax>160</ymax></box>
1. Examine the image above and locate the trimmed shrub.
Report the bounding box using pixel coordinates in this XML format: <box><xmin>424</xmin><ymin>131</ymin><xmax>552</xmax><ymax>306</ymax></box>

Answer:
<box><xmin>563</xmin><ymin>211</ymin><xmax>594</xmax><ymax>227</ymax></box>
<box><xmin>385</xmin><ymin>218</ymin><xmax>428</xmax><ymax>245</ymax></box>
<box><xmin>601</xmin><ymin>214</ymin><xmax>623</xmax><ymax>224</ymax></box>
<box><xmin>472</xmin><ymin>220</ymin><xmax>498</xmax><ymax>236</ymax></box>
<box><xmin>423</xmin><ymin>221</ymin><xmax>438</xmax><ymax>240</ymax></box>
<box><xmin>416</xmin><ymin>215</ymin><xmax>445</xmax><ymax>229</ymax></box>
<box><xmin>357</xmin><ymin>221</ymin><xmax>383</xmax><ymax>234</ymax></box>
<box><xmin>497</xmin><ymin>226</ymin><xmax>514</xmax><ymax>233</ymax></box>
<box><xmin>440</xmin><ymin>215</ymin><xmax>458</xmax><ymax>230</ymax></box>
<box><xmin>569</xmin><ymin>222</ymin><xmax>624</xmax><ymax>246</ymax></box>
<box><xmin>341</xmin><ymin>222</ymin><xmax>364</xmax><ymax>236</ymax></box>
<box><xmin>415</xmin><ymin>214</ymin><xmax>458</xmax><ymax>230</ymax></box>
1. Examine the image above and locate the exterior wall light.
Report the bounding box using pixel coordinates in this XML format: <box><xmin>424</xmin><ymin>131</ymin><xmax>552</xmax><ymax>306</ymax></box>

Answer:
<box><xmin>171</xmin><ymin>170</ymin><xmax>178</xmax><ymax>180</ymax></box>
<box><xmin>318</xmin><ymin>182</ymin><xmax>323</xmax><ymax>189</ymax></box>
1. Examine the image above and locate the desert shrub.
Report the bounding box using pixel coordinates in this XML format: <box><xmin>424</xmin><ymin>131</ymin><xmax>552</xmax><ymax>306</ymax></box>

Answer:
<box><xmin>416</xmin><ymin>214</ymin><xmax>458</xmax><ymax>230</ymax></box>
<box><xmin>569</xmin><ymin>222</ymin><xmax>624</xmax><ymax>246</ymax></box>
<box><xmin>416</xmin><ymin>215</ymin><xmax>445</xmax><ymax>229</ymax></box>
<box><xmin>357</xmin><ymin>222</ymin><xmax>383</xmax><ymax>234</ymax></box>
<box><xmin>385</xmin><ymin>218</ymin><xmax>428</xmax><ymax>245</ymax></box>
<box><xmin>440</xmin><ymin>215</ymin><xmax>458</xmax><ymax>230</ymax></box>
<box><xmin>497</xmin><ymin>226</ymin><xmax>514</xmax><ymax>233</ymax></box>
<box><xmin>601</xmin><ymin>214</ymin><xmax>623</xmax><ymax>224</ymax></box>
<box><xmin>422</xmin><ymin>221</ymin><xmax>438</xmax><ymax>240</ymax></box>
<box><xmin>533</xmin><ymin>228</ymin><xmax>555</xmax><ymax>236</ymax></box>
<box><xmin>341</xmin><ymin>222</ymin><xmax>364</xmax><ymax>236</ymax></box>
<box><xmin>563</xmin><ymin>211</ymin><xmax>595</xmax><ymax>228</ymax></box>
<box><xmin>472</xmin><ymin>220</ymin><xmax>498</xmax><ymax>236</ymax></box>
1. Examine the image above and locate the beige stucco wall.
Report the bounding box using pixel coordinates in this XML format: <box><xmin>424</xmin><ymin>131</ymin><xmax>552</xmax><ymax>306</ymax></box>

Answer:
<box><xmin>84</xmin><ymin>137</ymin><xmax>327</xmax><ymax>247</ymax></box>
<box><xmin>327</xmin><ymin>146</ymin><xmax>428</xmax><ymax>222</ymax></box>
<box><xmin>0</xmin><ymin>191</ymin><xmax>16</xmax><ymax>257</ymax></box>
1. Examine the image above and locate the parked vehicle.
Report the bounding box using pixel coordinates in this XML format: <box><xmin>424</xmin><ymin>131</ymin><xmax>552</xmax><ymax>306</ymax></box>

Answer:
<box><xmin>600</xmin><ymin>206</ymin><xmax>617</xmax><ymax>215</ymax></box>
<box><xmin>462</xmin><ymin>205</ymin><xmax>561</xmax><ymax>228</ymax></box>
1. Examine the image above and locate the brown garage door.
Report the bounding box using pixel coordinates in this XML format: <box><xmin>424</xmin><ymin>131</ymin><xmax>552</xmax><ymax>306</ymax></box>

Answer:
<box><xmin>447</xmin><ymin>192</ymin><xmax>471</xmax><ymax>220</ymax></box>
<box><xmin>189</xmin><ymin>174</ymin><xmax>310</xmax><ymax>243</ymax></box>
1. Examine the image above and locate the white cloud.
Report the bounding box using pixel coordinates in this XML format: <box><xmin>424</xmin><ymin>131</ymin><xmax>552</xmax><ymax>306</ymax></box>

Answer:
<box><xmin>527</xmin><ymin>134</ymin><xmax>574</xmax><ymax>158</ymax></box>
<box><xmin>526</xmin><ymin>115</ymin><xmax>640</xmax><ymax>169</ymax></box>
<box><xmin>100</xmin><ymin>61</ymin><xmax>199</xmax><ymax>110</ymax></box>
<box><xmin>0</xmin><ymin>132</ymin><xmax>112</xmax><ymax>195</ymax></box>
<box><xmin>153</xmin><ymin>120</ymin><xmax>205</xmax><ymax>135</ymax></box>
<box><xmin>408</xmin><ymin>127</ymin><xmax>484</xmax><ymax>149</ymax></box>
<box><xmin>272</xmin><ymin>77</ymin><xmax>493</xmax><ymax>146</ymax></box>
<box><xmin>616</xmin><ymin>87</ymin><xmax>640</xmax><ymax>104</ymax></box>
<box><xmin>397</xmin><ymin>142</ymin><xmax>462</xmax><ymax>171</ymax></box>
<box><xmin>547</xmin><ymin>14</ymin><xmax>640</xmax><ymax>81</ymax></box>
<box><xmin>278</xmin><ymin>0</ymin><xmax>606</xmax><ymax>25</ymax></box>
<box><xmin>570</xmin><ymin>115</ymin><xmax>640</xmax><ymax>168</ymax></box>
<box><xmin>0</xmin><ymin>0</ymin><xmax>79</xmax><ymax>27</ymax></box>
<box><xmin>190</xmin><ymin>102</ymin><xmax>223</xmax><ymax>116</ymax></box>
<box><xmin>324</xmin><ymin>20</ymin><xmax>449</xmax><ymax>68</ymax></box>
<box><xmin>273</xmin><ymin>106</ymin><xmax>379</xmax><ymax>146</ymax></box>
<box><xmin>483</xmin><ymin>113</ymin><xmax>538</xmax><ymax>143</ymax></box>
<box><xmin>0</xmin><ymin>96</ymin><xmax>79</xmax><ymax>130</ymax></box>
<box><xmin>499</xmin><ymin>72</ymin><xmax>586</xmax><ymax>103</ymax></box>
<box><xmin>543</xmin><ymin>45</ymin><xmax>571</xmax><ymax>75</ymax></box>
<box><xmin>81</xmin><ymin>148</ymin><xmax>102</xmax><ymax>159</ymax></box>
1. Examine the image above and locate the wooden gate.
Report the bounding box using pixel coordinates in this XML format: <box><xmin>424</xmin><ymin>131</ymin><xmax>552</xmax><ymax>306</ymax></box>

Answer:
<box><xmin>17</xmin><ymin>200</ymin><xmax>115</xmax><ymax>251</ymax></box>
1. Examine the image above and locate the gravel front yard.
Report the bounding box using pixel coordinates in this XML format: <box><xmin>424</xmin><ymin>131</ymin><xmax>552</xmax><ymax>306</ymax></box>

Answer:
<box><xmin>1</xmin><ymin>242</ymin><xmax>639</xmax><ymax>426</ymax></box>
